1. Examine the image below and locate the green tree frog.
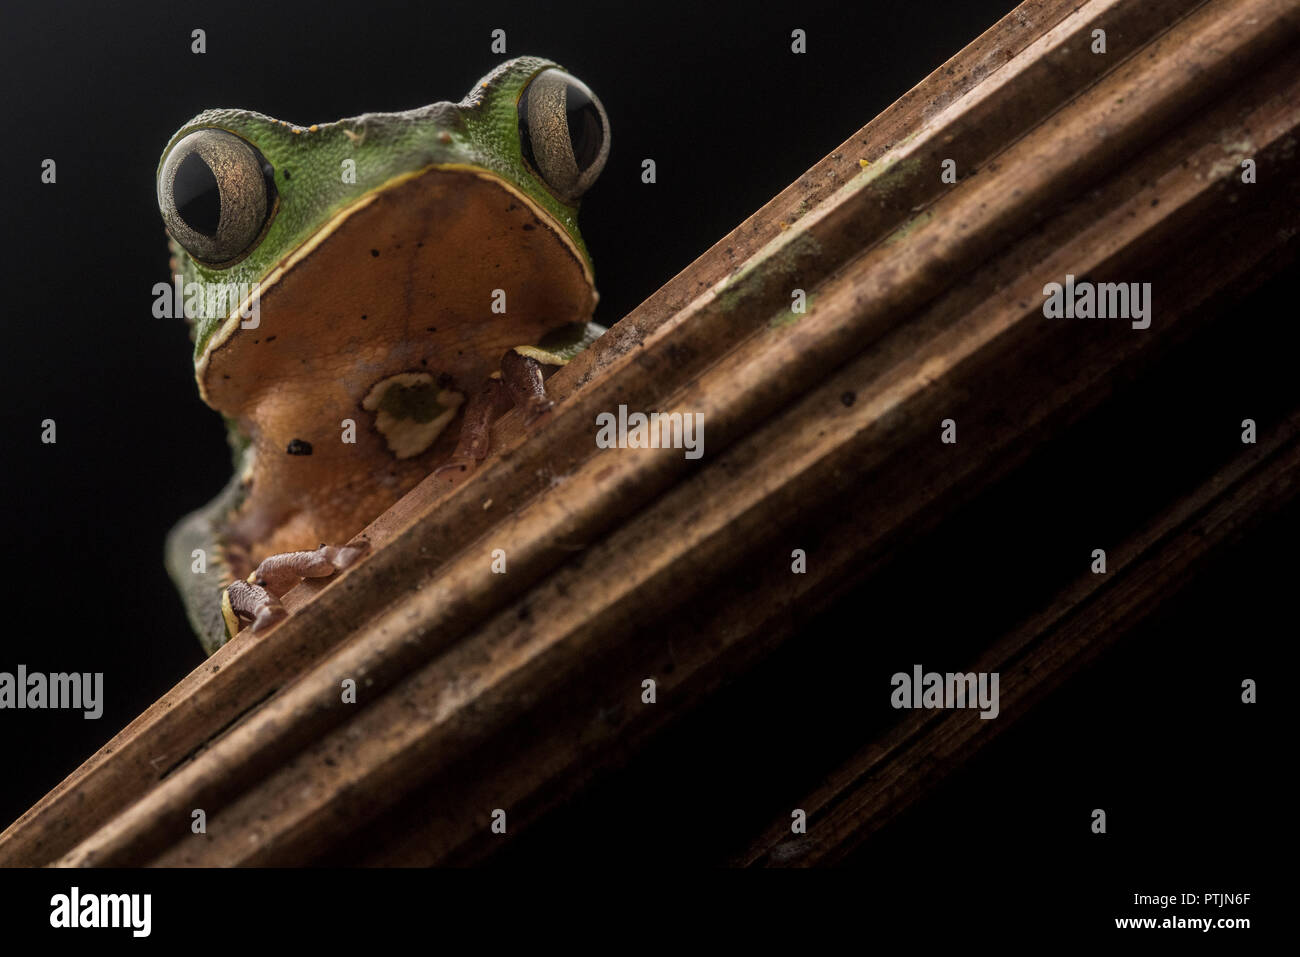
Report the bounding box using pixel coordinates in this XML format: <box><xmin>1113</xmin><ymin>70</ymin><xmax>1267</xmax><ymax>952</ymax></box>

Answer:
<box><xmin>157</xmin><ymin>57</ymin><xmax>610</xmax><ymax>654</ymax></box>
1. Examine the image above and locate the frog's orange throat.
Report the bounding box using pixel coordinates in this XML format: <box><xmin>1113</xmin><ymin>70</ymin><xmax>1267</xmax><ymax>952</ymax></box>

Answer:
<box><xmin>196</xmin><ymin>164</ymin><xmax>598</xmax><ymax>571</ymax></box>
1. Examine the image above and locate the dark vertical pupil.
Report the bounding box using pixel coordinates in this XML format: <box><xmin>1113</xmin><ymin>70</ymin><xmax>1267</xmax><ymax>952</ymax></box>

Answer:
<box><xmin>517</xmin><ymin>92</ymin><xmax>539</xmax><ymax>175</ymax></box>
<box><xmin>565</xmin><ymin>84</ymin><xmax>603</xmax><ymax>173</ymax></box>
<box><xmin>173</xmin><ymin>151</ymin><xmax>221</xmax><ymax>237</ymax></box>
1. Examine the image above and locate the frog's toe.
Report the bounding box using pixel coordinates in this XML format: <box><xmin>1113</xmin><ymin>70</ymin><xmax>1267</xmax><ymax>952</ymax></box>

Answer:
<box><xmin>253</xmin><ymin>543</ymin><xmax>369</xmax><ymax>596</ymax></box>
<box><xmin>250</xmin><ymin>604</ymin><xmax>288</xmax><ymax>633</ymax></box>
<box><xmin>225</xmin><ymin>579</ymin><xmax>288</xmax><ymax>635</ymax></box>
<box><xmin>520</xmin><ymin>395</ymin><xmax>555</xmax><ymax>425</ymax></box>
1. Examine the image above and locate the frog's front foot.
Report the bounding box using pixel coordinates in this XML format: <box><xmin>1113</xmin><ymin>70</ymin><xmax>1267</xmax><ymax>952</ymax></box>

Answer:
<box><xmin>225</xmin><ymin>579</ymin><xmax>288</xmax><ymax>634</ymax></box>
<box><xmin>435</xmin><ymin>350</ymin><xmax>557</xmax><ymax>480</ymax></box>
<box><xmin>224</xmin><ymin>542</ymin><xmax>369</xmax><ymax>635</ymax></box>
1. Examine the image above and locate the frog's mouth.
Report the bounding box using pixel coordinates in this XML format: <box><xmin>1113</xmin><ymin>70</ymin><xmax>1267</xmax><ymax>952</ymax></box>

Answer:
<box><xmin>196</xmin><ymin>163</ymin><xmax>595</xmax><ymax>408</ymax></box>
<box><xmin>194</xmin><ymin>163</ymin><xmax>599</xmax><ymax>561</ymax></box>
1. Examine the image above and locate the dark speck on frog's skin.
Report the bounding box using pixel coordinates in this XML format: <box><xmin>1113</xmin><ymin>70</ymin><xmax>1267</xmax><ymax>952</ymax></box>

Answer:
<box><xmin>287</xmin><ymin>439</ymin><xmax>313</xmax><ymax>455</ymax></box>
<box><xmin>841</xmin><ymin>391</ymin><xmax>856</xmax><ymax>407</ymax></box>
<box><xmin>370</xmin><ymin>249</ymin><xmax>380</xmax><ymax>257</ymax></box>
<box><xmin>522</xmin><ymin>223</ymin><xmax>535</xmax><ymax>231</ymax></box>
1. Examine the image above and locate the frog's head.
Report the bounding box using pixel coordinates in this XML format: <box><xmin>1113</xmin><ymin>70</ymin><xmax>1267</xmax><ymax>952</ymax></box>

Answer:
<box><xmin>155</xmin><ymin>56</ymin><xmax>610</xmax><ymax>414</ymax></box>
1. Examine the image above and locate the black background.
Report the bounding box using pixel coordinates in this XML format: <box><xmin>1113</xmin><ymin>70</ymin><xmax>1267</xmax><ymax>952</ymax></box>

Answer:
<box><xmin>0</xmin><ymin>0</ymin><xmax>1282</xmax><ymax>928</ymax></box>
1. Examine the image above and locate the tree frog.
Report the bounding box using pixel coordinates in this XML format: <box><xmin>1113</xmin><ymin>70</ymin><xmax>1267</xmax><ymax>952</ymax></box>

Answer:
<box><xmin>158</xmin><ymin>57</ymin><xmax>610</xmax><ymax>654</ymax></box>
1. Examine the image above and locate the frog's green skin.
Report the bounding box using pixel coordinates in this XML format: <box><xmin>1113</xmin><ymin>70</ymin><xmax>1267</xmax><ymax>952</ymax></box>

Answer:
<box><xmin>160</xmin><ymin>57</ymin><xmax>609</xmax><ymax>655</ymax></box>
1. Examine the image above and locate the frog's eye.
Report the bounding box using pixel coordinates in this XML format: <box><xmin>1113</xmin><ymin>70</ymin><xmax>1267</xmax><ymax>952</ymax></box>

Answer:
<box><xmin>517</xmin><ymin>69</ymin><xmax>609</xmax><ymax>204</ymax></box>
<box><xmin>157</xmin><ymin>129</ymin><xmax>277</xmax><ymax>267</ymax></box>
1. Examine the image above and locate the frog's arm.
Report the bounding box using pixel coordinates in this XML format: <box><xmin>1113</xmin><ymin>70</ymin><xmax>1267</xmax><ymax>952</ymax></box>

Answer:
<box><xmin>164</xmin><ymin>472</ymin><xmax>245</xmax><ymax>656</ymax></box>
